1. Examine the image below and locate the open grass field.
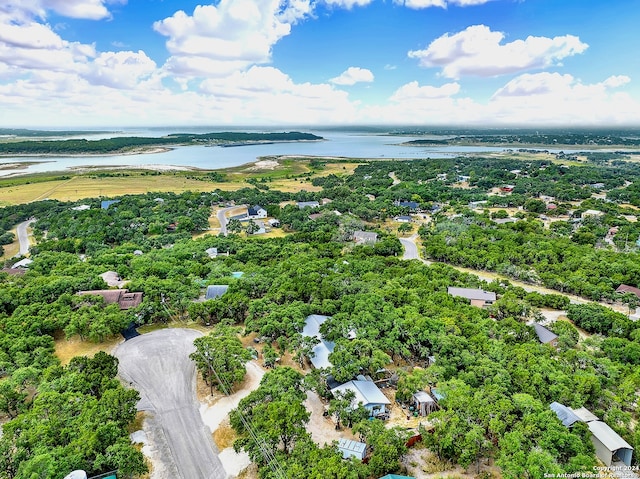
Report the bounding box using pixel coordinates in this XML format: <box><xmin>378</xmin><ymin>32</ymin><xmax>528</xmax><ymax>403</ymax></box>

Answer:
<box><xmin>0</xmin><ymin>159</ymin><xmax>361</xmax><ymax>206</ymax></box>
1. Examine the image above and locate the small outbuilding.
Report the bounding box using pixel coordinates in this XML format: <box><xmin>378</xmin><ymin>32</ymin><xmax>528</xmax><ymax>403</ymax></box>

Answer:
<box><xmin>331</xmin><ymin>380</ymin><xmax>391</xmax><ymax>418</ymax></box>
<box><xmin>412</xmin><ymin>391</ymin><xmax>437</xmax><ymax>416</ymax></box>
<box><xmin>447</xmin><ymin>287</ymin><xmax>496</xmax><ymax>307</ymax></box>
<box><xmin>533</xmin><ymin>323</ymin><xmax>559</xmax><ymax>348</ymax></box>
<box><xmin>588</xmin><ymin>420</ymin><xmax>634</xmax><ymax>467</ymax></box>
<box><xmin>337</xmin><ymin>438</ymin><xmax>367</xmax><ymax>461</ymax></box>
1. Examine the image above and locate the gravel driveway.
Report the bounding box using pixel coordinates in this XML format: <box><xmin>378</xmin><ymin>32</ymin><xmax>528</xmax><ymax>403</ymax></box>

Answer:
<box><xmin>114</xmin><ymin>328</ymin><xmax>227</xmax><ymax>479</ymax></box>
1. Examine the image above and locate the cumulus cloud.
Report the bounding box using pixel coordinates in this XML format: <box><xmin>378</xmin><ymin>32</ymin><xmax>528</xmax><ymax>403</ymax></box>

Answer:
<box><xmin>0</xmin><ymin>0</ymin><xmax>116</xmax><ymax>21</ymax></box>
<box><xmin>408</xmin><ymin>25</ymin><xmax>588</xmax><ymax>79</ymax></box>
<box><xmin>154</xmin><ymin>0</ymin><xmax>312</xmax><ymax>78</ymax></box>
<box><xmin>82</xmin><ymin>50</ymin><xmax>157</xmax><ymax>89</ymax></box>
<box><xmin>390</xmin><ymin>81</ymin><xmax>460</xmax><ymax>101</ymax></box>
<box><xmin>329</xmin><ymin>67</ymin><xmax>374</xmax><ymax>85</ymax></box>
<box><xmin>395</xmin><ymin>0</ymin><xmax>493</xmax><ymax>8</ymax></box>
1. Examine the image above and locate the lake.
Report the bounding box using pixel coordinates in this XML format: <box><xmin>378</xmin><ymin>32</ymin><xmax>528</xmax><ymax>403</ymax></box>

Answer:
<box><xmin>0</xmin><ymin>131</ymin><xmax>584</xmax><ymax>177</ymax></box>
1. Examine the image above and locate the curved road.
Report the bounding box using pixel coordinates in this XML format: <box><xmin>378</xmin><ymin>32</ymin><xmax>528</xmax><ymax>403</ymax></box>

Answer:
<box><xmin>217</xmin><ymin>206</ymin><xmax>243</xmax><ymax>236</ymax></box>
<box><xmin>114</xmin><ymin>329</ymin><xmax>227</xmax><ymax>479</ymax></box>
<box><xmin>16</xmin><ymin>218</ymin><xmax>35</xmax><ymax>256</ymax></box>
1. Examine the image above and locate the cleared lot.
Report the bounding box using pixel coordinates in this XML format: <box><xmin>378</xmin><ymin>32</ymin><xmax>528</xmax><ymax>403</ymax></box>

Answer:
<box><xmin>114</xmin><ymin>328</ymin><xmax>227</xmax><ymax>479</ymax></box>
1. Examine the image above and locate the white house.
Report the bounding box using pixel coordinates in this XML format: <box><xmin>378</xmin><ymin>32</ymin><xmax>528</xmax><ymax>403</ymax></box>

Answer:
<box><xmin>247</xmin><ymin>205</ymin><xmax>267</xmax><ymax>219</ymax></box>
<box><xmin>331</xmin><ymin>380</ymin><xmax>390</xmax><ymax>417</ymax></box>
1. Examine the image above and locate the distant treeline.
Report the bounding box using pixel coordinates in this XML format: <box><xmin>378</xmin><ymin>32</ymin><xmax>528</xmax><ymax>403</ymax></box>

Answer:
<box><xmin>0</xmin><ymin>131</ymin><xmax>323</xmax><ymax>155</ymax></box>
<box><xmin>0</xmin><ymin>128</ymin><xmax>114</xmax><ymax>137</ymax></box>
<box><xmin>402</xmin><ymin>132</ymin><xmax>640</xmax><ymax>147</ymax></box>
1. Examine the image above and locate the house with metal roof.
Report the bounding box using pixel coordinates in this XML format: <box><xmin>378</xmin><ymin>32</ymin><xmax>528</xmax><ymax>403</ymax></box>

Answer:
<box><xmin>205</xmin><ymin>285</ymin><xmax>229</xmax><ymax>300</ymax></box>
<box><xmin>549</xmin><ymin>402</ymin><xmax>582</xmax><ymax>427</ymax></box>
<box><xmin>297</xmin><ymin>201</ymin><xmax>320</xmax><ymax>209</ymax></box>
<box><xmin>77</xmin><ymin>289</ymin><xmax>143</xmax><ymax>310</ymax></box>
<box><xmin>331</xmin><ymin>380</ymin><xmax>391</xmax><ymax>417</ymax></box>
<box><xmin>447</xmin><ymin>287</ymin><xmax>496</xmax><ymax>307</ymax></box>
<box><xmin>302</xmin><ymin>314</ymin><xmax>335</xmax><ymax>370</ymax></box>
<box><xmin>533</xmin><ymin>323</ymin><xmax>559</xmax><ymax>347</ymax></box>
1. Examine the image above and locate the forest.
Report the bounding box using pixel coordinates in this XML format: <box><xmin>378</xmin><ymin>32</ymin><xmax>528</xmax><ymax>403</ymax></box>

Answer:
<box><xmin>0</xmin><ymin>150</ymin><xmax>639</xmax><ymax>478</ymax></box>
<box><xmin>0</xmin><ymin>131</ymin><xmax>322</xmax><ymax>155</ymax></box>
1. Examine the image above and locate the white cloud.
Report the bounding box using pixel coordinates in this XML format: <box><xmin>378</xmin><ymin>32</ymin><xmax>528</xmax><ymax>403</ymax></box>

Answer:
<box><xmin>154</xmin><ymin>0</ymin><xmax>311</xmax><ymax>79</ymax></box>
<box><xmin>0</xmin><ymin>0</ymin><xmax>116</xmax><ymax>21</ymax></box>
<box><xmin>329</xmin><ymin>67</ymin><xmax>374</xmax><ymax>85</ymax></box>
<box><xmin>82</xmin><ymin>50</ymin><xmax>158</xmax><ymax>89</ymax></box>
<box><xmin>395</xmin><ymin>0</ymin><xmax>493</xmax><ymax>8</ymax></box>
<box><xmin>322</xmin><ymin>0</ymin><xmax>374</xmax><ymax>8</ymax></box>
<box><xmin>390</xmin><ymin>81</ymin><xmax>460</xmax><ymax>101</ymax></box>
<box><xmin>408</xmin><ymin>25</ymin><xmax>588</xmax><ymax>79</ymax></box>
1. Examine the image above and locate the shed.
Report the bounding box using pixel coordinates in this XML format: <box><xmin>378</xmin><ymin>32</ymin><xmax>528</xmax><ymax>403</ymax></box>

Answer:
<box><xmin>412</xmin><ymin>391</ymin><xmax>437</xmax><ymax>416</ymax></box>
<box><xmin>205</xmin><ymin>285</ymin><xmax>229</xmax><ymax>300</ymax></box>
<box><xmin>267</xmin><ymin>218</ymin><xmax>280</xmax><ymax>227</ymax></box>
<box><xmin>302</xmin><ymin>314</ymin><xmax>335</xmax><ymax>369</ymax></box>
<box><xmin>572</xmin><ymin>407</ymin><xmax>600</xmax><ymax>423</ymax></box>
<box><xmin>206</xmin><ymin>247</ymin><xmax>218</xmax><ymax>258</ymax></box>
<box><xmin>337</xmin><ymin>438</ymin><xmax>367</xmax><ymax>461</ymax></box>
<box><xmin>533</xmin><ymin>323</ymin><xmax>559</xmax><ymax>347</ymax></box>
<box><xmin>588</xmin><ymin>421</ymin><xmax>634</xmax><ymax>466</ymax></box>
<box><xmin>331</xmin><ymin>380</ymin><xmax>390</xmax><ymax>417</ymax></box>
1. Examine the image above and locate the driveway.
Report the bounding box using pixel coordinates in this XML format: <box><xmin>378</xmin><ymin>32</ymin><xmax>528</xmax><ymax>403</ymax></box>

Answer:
<box><xmin>15</xmin><ymin>218</ymin><xmax>35</xmax><ymax>256</ymax></box>
<box><xmin>114</xmin><ymin>328</ymin><xmax>227</xmax><ymax>479</ymax></box>
<box><xmin>217</xmin><ymin>206</ymin><xmax>242</xmax><ymax>236</ymax></box>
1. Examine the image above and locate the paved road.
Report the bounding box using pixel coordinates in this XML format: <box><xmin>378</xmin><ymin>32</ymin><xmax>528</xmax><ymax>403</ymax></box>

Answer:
<box><xmin>15</xmin><ymin>218</ymin><xmax>35</xmax><ymax>256</ymax></box>
<box><xmin>114</xmin><ymin>329</ymin><xmax>227</xmax><ymax>479</ymax></box>
<box><xmin>217</xmin><ymin>206</ymin><xmax>242</xmax><ymax>236</ymax></box>
<box><xmin>399</xmin><ymin>234</ymin><xmax>424</xmax><ymax>262</ymax></box>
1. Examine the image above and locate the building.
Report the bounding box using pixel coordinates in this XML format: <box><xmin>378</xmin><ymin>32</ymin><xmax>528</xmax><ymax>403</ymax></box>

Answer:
<box><xmin>394</xmin><ymin>215</ymin><xmax>412</xmax><ymax>223</ymax></box>
<box><xmin>337</xmin><ymin>438</ymin><xmax>367</xmax><ymax>461</ymax></box>
<box><xmin>302</xmin><ymin>314</ymin><xmax>335</xmax><ymax>369</ymax></box>
<box><xmin>330</xmin><ymin>380</ymin><xmax>391</xmax><ymax>417</ymax></box>
<box><xmin>297</xmin><ymin>201</ymin><xmax>320</xmax><ymax>209</ymax></box>
<box><xmin>247</xmin><ymin>205</ymin><xmax>267</xmax><ymax>219</ymax></box>
<box><xmin>447</xmin><ymin>287</ymin><xmax>496</xmax><ymax>307</ymax></box>
<box><xmin>533</xmin><ymin>323</ymin><xmax>559</xmax><ymax>348</ymax></box>
<box><xmin>100</xmin><ymin>200</ymin><xmax>119</xmax><ymax>210</ymax></box>
<box><xmin>582</xmin><ymin>209</ymin><xmax>604</xmax><ymax>218</ymax></box>
<box><xmin>550</xmin><ymin>403</ymin><xmax>634</xmax><ymax>467</ymax></box>
<box><xmin>378</xmin><ymin>475</ymin><xmax>416</xmax><ymax>479</ymax></box>
<box><xmin>71</xmin><ymin>204</ymin><xmax>91</xmax><ymax>211</ymax></box>
<box><xmin>205</xmin><ymin>247</ymin><xmax>218</xmax><ymax>258</ymax></box>
<box><xmin>205</xmin><ymin>285</ymin><xmax>229</xmax><ymax>300</ymax></box>
<box><xmin>353</xmin><ymin>231</ymin><xmax>378</xmax><ymax>244</ymax></box>
<box><xmin>500</xmin><ymin>185</ymin><xmax>515</xmax><ymax>192</ymax></box>
<box><xmin>267</xmin><ymin>218</ymin><xmax>280</xmax><ymax>227</ymax></box>
<box><xmin>616</xmin><ymin>284</ymin><xmax>640</xmax><ymax>300</ymax></box>
<box><xmin>11</xmin><ymin>258</ymin><xmax>33</xmax><ymax>269</ymax></box>
<box><xmin>412</xmin><ymin>391</ymin><xmax>437</xmax><ymax>416</ymax></box>
<box><xmin>395</xmin><ymin>200</ymin><xmax>419</xmax><ymax>210</ymax></box>
<box><xmin>77</xmin><ymin>289</ymin><xmax>143</xmax><ymax>310</ymax></box>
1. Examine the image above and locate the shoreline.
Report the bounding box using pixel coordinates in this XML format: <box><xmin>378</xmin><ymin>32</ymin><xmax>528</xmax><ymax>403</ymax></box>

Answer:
<box><xmin>0</xmin><ymin>146</ymin><xmax>173</xmax><ymax>159</ymax></box>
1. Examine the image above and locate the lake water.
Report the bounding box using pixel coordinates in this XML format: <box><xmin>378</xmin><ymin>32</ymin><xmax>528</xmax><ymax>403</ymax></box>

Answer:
<box><xmin>0</xmin><ymin>131</ymin><xmax>585</xmax><ymax>177</ymax></box>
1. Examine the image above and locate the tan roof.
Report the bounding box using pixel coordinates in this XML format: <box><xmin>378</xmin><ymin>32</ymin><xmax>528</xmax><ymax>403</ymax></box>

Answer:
<box><xmin>616</xmin><ymin>284</ymin><xmax>640</xmax><ymax>300</ymax></box>
<box><xmin>77</xmin><ymin>289</ymin><xmax>143</xmax><ymax>309</ymax></box>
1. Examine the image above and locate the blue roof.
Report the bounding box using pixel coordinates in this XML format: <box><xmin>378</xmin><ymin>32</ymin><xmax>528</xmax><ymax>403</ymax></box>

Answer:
<box><xmin>101</xmin><ymin>200</ymin><xmax>119</xmax><ymax>210</ymax></box>
<box><xmin>379</xmin><ymin>475</ymin><xmax>416</xmax><ymax>479</ymax></box>
<box><xmin>550</xmin><ymin>402</ymin><xmax>582</xmax><ymax>427</ymax></box>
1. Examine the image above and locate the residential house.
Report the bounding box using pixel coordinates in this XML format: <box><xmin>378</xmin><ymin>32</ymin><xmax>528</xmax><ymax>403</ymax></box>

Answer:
<box><xmin>337</xmin><ymin>439</ymin><xmax>367</xmax><ymax>461</ymax></box>
<box><xmin>247</xmin><ymin>205</ymin><xmax>267</xmax><ymax>219</ymax></box>
<box><xmin>71</xmin><ymin>204</ymin><xmax>91</xmax><ymax>211</ymax></box>
<box><xmin>582</xmin><ymin>209</ymin><xmax>604</xmax><ymax>218</ymax></box>
<box><xmin>206</xmin><ymin>247</ymin><xmax>218</xmax><ymax>258</ymax></box>
<box><xmin>394</xmin><ymin>215</ymin><xmax>412</xmax><ymax>223</ymax></box>
<box><xmin>457</xmin><ymin>175</ymin><xmax>471</xmax><ymax>182</ymax></box>
<box><xmin>302</xmin><ymin>314</ymin><xmax>335</xmax><ymax>369</ymax></box>
<box><xmin>616</xmin><ymin>284</ymin><xmax>640</xmax><ymax>300</ymax></box>
<box><xmin>77</xmin><ymin>289</ymin><xmax>143</xmax><ymax>310</ymax></box>
<box><xmin>353</xmin><ymin>231</ymin><xmax>378</xmax><ymax>244</ymax></box>
<box><xmin>533</xmin><ymin>323</ymin><xmax>559</xmax><ymax>348</ymax></box>
<box><xmin>330</xmin><ymin>380</ymin><xmax>391</xmax><ymax>417</ymax></box>
<box><xmin>205</xmin><ymin>285</ymin><xmax>229</xmax><ymax>300</ymax></box>
<box><xmin>550</xmin><ymin>403</ymin><xmax>634</xmax><ymax>466</ymax></box>
<box><xmin>395</xmin><ymin>200</ymin><xmax>419</xmax><ymax>210</ymax></box>
<box><xmin>447</xmin><ymin>287</ymin><xmax>496</xmax><ymax>307</ymax></box>
<box><xmin>297</xmin><ymin>201</ymin><xmax>320</xmax><ymax>209</ymax></box>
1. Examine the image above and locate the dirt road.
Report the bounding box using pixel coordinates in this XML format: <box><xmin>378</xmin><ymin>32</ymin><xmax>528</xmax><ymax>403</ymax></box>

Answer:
<box><xmin>114</xmin><ymin>328</ymin><xmax>227</xmax><ymax>479</ymax></box>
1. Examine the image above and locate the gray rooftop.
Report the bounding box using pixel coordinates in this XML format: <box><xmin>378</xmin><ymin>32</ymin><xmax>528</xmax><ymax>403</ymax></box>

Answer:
<box><xmin>337</xmin><ymin>438</ymin><xmax>366</xmax><ymax>455</ymax></box>
<box><xmin>572</xmin><ymin>407</ymin><xmax>600</xmax><ymax>423</ymax></box>
<box><xmin>205</xmin><ymin>285</ymin><xmax>229</xmax><ymax>300</ymax></box>
<box><xmin>588</xmin><ymin>421</ymin><xmax>634</xmax><ymax>452</ymax></box>
<box><xmin>447</xmin><ymin>287</ymin><xmax>496</xmax><ymax>302</ymax></box>
<box><xmin>331</xmin><ymin>380</ymin><xmax>391</xmax><ymax>407</ymax></box>
<box><xmin>533</xmin><ymin>323</ymin><xmax>559</xmax><ymax>344</ymax></box>
<box><xmin>302</xmin><ymin>315</ymin><xmax>335</xmax><ymax>369</ymax></box>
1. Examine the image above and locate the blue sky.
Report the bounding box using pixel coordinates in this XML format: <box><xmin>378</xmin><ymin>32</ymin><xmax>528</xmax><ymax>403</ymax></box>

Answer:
<box><xmin>0</xmin><ymin>0</ymin><xmax>639</xmax><ymax>127</ymax></box>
